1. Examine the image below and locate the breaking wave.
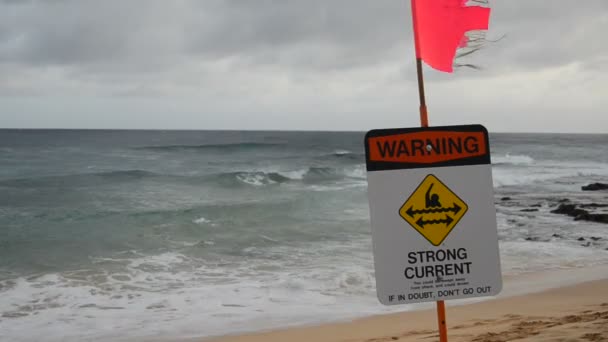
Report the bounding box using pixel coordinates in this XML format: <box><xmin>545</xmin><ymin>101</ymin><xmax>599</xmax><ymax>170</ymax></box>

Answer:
<box><xmin>209</xmin><ymin>166</ymin><xmax>364</xmax><ymax>187</ymax></box>
<box><xmin>319</xmin><ymin>150</ymin><xmax>365</xmax><ymax>162</ymax></box>
<box><xmin>493</xmin><ymin>154</ymin><xmax>535</xmax><ymax>166</ymax></box>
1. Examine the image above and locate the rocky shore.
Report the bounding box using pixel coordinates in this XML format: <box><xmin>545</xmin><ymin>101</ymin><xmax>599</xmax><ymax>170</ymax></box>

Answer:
<box><xmin>499</xmin><ymin>182</ymin><xmax>607</xmax><ymax>249</ymax></box>
<box><xmin>549</xmin><ymin>182</ymin><xmax>608</xmax><ymax>224</ymax></box>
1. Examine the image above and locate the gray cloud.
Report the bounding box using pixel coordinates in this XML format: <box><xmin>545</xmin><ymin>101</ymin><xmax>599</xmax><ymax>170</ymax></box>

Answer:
<box><xmin>3</xmin><ymin>0</ymin><xmax>606</xmax><ymax>73</ymax></box>
<box><xmin>0</xmin><ymin>0</ymin><xmax>607</xmax><ymax>132</ymax></box>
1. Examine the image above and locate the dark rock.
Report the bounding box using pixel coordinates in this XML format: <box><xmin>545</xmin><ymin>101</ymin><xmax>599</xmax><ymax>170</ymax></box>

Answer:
<box><xmin>551</xmin><ymin>204</ymin><xmax>589</xmax><ymax>217</ymax></box>
<box><xmin>573</xmin><ymin>213</ymin><xmax>608</xmax><ymax>224</ymax></box>
<box><xmin>590</xmin><ymin>237</ymin><xmax>602</xmax><ymax>241</ymax></box>
<box><xmin>581</xmin><ymin>242</ymin><xmax>591</xmax><ymax>247</ymax></box>
<box><xmin>520</xmin><ymin>208</ymin><xmax>539</xmax><ymax>212</ymax></box>
<box><xmin>525</xmin><ymin>237</ymin><xmax>541</xmax><ymax>241</ymax></box>
<box><xmin>558</xmin><ymin>199</ymin><xmax>570</xmax><ymax>203</ymax></box>
<box><xmin>552</xmin><ymin>234</ymin><xmax>563</xmax><ymax>238</ymax></box>
<box><xmin>551</xmin><ymin>204</ymin><xmax>574</xmax><ymax>214</ymax></box>
<box><xmin>581</xmin><ymin>183</ymin><xmax>608</xmax><ymax>191</ymax></box>
<box><xmin>551</xmin><ymin>204</ymin><xmax>608</xmax><ymax>224</ymax></box>
<box><xmin>530</xmin><ymin>204</ymin><xmax>543</xmax><ymax>208</ymax></box>
<box><xmin>579</xmin><ymin>203</ymin><xmax>608</xmax><ymax>209</ymax></box>
<box><xmin>578</xmin><ymin>237</ymin><xmax>586</xmax><ymax>241</ymax></box>
<box><xmin>501</xmin><ymin>197</ymin><xmax>512</xmax><ymax>201</ymax></box>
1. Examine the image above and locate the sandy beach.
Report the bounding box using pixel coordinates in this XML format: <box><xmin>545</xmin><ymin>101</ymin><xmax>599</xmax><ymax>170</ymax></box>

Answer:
<box><xmin>206</xmin><ymin>278</ymin><xmax>608</xmax><ymax>342</ymax></box>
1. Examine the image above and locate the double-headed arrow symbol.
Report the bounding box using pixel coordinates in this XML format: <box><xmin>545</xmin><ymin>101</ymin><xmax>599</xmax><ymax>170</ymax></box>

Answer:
<box><xmin>405</xmin><ymin>203</ymin><xmax>462</xmax><ymax>218</ymax></box>
<box><xmin>415</xmin><ymin>215</ymin><xmax>454</xmax><ymax>228</ymax></box>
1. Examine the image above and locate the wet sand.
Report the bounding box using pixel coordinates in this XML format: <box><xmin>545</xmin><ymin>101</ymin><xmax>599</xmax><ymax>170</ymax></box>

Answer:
<box><xmin>205</xmin><ymin>279</ymin><xmax>608</xmax><ymax>342</ymax></box>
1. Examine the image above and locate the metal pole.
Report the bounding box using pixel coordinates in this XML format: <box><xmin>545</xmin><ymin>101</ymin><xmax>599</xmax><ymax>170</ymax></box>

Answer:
<box><xmin>436</xmin><ymin>300</ymin><xmax>448</xmax><ymax>342</ymax></box>
<box><xmin>416</xmin><ymin>58</ymin><xmax>429</xmax><ymax>128</ymax></box>
<box><xmin>411</xmin><ymin>1</ymin><xmax>447</xmax><ymax>341</ymax></box>
<box><xmin>415</xmin><ymin>57</ymin><xmax>448</xmax><ymax>342</ymax></box>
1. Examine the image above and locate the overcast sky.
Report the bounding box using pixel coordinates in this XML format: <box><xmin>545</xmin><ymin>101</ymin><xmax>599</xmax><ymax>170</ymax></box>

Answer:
<box><xmin>1</xmin><ymin>0</ymin><xmax>607</xmax><ymax>132</ymax></box>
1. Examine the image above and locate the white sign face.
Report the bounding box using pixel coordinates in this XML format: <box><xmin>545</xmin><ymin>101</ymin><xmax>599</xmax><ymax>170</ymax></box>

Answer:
<box><xmin>365</xmin><ymin>125</ymin><xmax>502</xmax><ymax>305</ymax></box>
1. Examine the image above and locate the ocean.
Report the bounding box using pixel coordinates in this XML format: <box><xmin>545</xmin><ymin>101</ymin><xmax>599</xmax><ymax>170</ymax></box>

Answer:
<box><xmin>0</xmin><ymin>129</ymin><xmax>607</xmax><ymax>342</ymax></box>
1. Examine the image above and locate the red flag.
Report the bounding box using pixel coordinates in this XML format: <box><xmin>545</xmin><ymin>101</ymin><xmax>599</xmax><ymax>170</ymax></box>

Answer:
<box><xmin>411</xmin><ymin>0</ymin><xmax>491</xmax><ymax>73</ymax></box>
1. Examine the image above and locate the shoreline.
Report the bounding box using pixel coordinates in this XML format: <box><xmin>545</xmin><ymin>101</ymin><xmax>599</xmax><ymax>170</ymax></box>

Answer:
<box><xmin>184</xmin><ymin>265</ymin><xmax>608</xmax><ymax>342</ymax></box>
<box><xmin>203</xmin><ymin>279</ymin><xmax>608</xmax><ymax>342</ymax></box>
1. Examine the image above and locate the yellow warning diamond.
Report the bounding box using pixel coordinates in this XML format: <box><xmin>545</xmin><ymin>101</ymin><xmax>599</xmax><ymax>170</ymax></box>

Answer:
<box><xmin>399</xmin><ymin>174</ymin><xmax>468</xmax><ymax>246</ymax></box>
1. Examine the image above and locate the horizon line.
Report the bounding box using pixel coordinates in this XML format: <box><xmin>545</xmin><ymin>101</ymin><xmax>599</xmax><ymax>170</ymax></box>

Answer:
<box><xmin>0</xmin><ymin>127</ymin><xmax>606</xmax><ymax>135</ymax></box>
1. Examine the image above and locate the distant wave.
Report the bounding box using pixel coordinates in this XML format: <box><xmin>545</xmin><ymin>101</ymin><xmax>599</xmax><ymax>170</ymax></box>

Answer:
<box><xmin>323</xmin><ymin>150</ymin><xmax>365</xmax><ymax>161</ymax></box>
<box><xmin>206</xmin><ymin>166</ymin><xmax>365</xmax><ymax>187</ymax></box>
<box><xmin>493</xmin><ymin>154</ymin><xmax>535</xmax><ymax>166</ymax></box>
<box><xmin>0</xmin><ymin>166</ymin><xmax>367</xmax><ymax>189</ymax></box>
<box><xmin>0</xmin><ymin>170</ymin><xmax>161</xmax><ymax>188</ymax></box>
<box><xmin>135</xmin><ymin>142</ymin><xmax>285</xmax><ymax>152</ymax></box>
<box><xmin>95</xmin><ymin>170</ymin><xmax>159</xmax><ymax>179</ymax></box>
<box><xmin>332</xmin><ymin>150</ymin><xmax>352</xmax><ymax>156</ymax></box>
<box><xmin>493</xmin><ymin>161</ymin><xmax>608</xmax><ymax>188</ymax></box>
<box><xmin>212</xmin><ymin>171</ymin><xmax>292</xmax><ymax>187</ymax></box>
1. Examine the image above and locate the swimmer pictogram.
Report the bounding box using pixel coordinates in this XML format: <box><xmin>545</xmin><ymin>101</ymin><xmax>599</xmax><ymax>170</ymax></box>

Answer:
<box><xmin>399</xmin><ymin>174</ymin><xmax>468</xmax><ymax>246</ymax></box>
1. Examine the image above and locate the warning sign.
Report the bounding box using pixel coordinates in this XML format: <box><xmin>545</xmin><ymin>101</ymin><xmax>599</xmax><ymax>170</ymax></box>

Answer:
<box><xmin>399</xmin><ymin>174</ymin><xmax>468</xmax><ymax>246</ymax></box>
<box><xmin>365</xmin><ymin>125</ymin><xmax>502</xmax><ymax>305</ymax></box>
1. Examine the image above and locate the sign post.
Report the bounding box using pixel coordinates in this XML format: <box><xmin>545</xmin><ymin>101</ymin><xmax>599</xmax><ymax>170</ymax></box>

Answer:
<box><xmin>364</xmin><ymin>2</ymin><xmax>498</xmax><ymax>340</ymax></box>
